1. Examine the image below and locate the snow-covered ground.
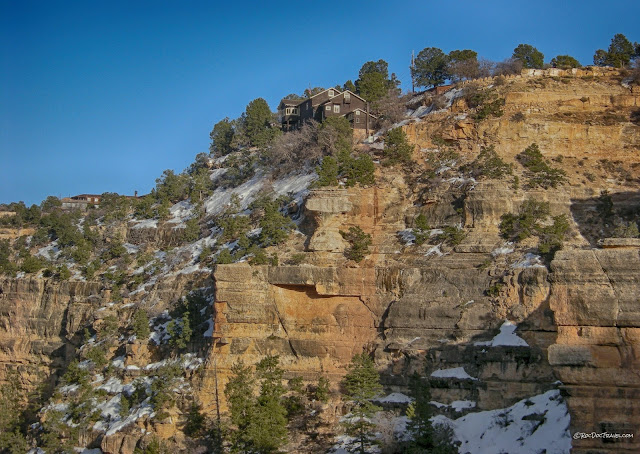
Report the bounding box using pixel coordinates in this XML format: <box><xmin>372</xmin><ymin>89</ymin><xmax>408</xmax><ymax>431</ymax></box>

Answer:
<box><xmin>432</xmin><ymin>390</ymin><xmax>571</xmax><ymax>454</ymax></box>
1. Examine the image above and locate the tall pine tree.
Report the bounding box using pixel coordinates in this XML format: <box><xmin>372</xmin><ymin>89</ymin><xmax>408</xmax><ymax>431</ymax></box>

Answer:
<box><xmin>341</xmin><ymin>353</ymin><xmax>382</xmax><ymax>454</ymax></box>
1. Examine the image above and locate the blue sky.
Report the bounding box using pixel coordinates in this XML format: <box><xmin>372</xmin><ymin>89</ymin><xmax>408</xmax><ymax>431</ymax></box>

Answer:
<box><xmin>1</xmin><ymin>0</ymin><xmax>639</xmax><ymax>205</ymax></box>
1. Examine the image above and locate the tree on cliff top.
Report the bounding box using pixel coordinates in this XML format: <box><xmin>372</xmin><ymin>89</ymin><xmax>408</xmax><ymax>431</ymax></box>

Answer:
<box><xmin>550</xmin><ymin>55</ymin><xmax>581</xmax><ymax>69</ymax></box>
<box><xmin>412</xmin><ymin>47</ymin><xmax>450</xmax><ymax>88</ymax></box>
<box><xmin>594</xmin><ymin>33</ymin><xmax>638</xmax><ymax>68</ymax></box>
<box><xmin>244</xmin><ymin>98</ymin><xmax>281</xmax><ymax>148</ymax></box>
<box><xmin>356</xmin><ymin>59</ymin><xmax>400</xmax><ymax>106</ymax></box>
<box><xmin>512</xmin><ymin>44</ymin><xmax>544</xmax><ymax>69</ymax></box>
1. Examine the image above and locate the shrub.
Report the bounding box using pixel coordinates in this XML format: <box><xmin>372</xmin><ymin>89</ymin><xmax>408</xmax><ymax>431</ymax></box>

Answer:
<box><xmin>20</xmin><ymin>254</ymin><xmax>45</xmax><ymax>274</ymax></box>
<box><xmin>184</xmin><ymin>403</ymin><xmax>206</xmax><ymax>436</ymax></box>
<box><xmin>57</xmin><ymin>264</ymin><xmax>71</xmax><ymax>280</ymax></box>
<box><xmin>339</xmin><ymin>151</ymin><xmax>376</xmax><ymax>187</ymax></box>
<box><xmin>517</xmin><ymin>143</ymin><xmax>566</xmax><ymax>189</ymax></box>
<box><xmin>437</xmin><ymin>226</ymin><xmax>467</xmax><ymax>246</ymax></box>
<box><xmin>85</xmin><ymin>346</ymin><xmax>108</xmax><ymax>368</ymax></box>
<box><xmin>538</xmin><ymin>215</ymin><xmax>570</xmax><ymax>255</ymax></box>
<box><xmin>613</xmin><ymin>222</ymin><xmax>640</xmax><ymax>238</ymax></box>
<box><xmin>62</xmin><ymin>360</ymin><xmax>91</xmax><ymax>386</ymax></box>
<box><xmin>467</xmin><ymin>146</ymin><xmax>512</xmax><ymax>179</ymax></box>
<box><xmin>182</xmin><ymin>217</ymin><xmax>200</xmax><ymax>243</ymax></box>
<box><xmin>258</xmin><ymin>200</ymin><xmax>294</xmax><ymax>247</ymax></box>
<box><xmin>315</xmin><ymin>376</ymin><xmax>330</xmax><ymax>403</ymax></box>
<box><xmin>413</xmin><ymin>213</ymin><xmax>431</xmax><ymax>245</ymax></box>
<box><xmin>99</xmin><ymin>315</ymin><xmax>119</xmax><ymax>342</ymax></box>
<box><xmin>383</xmin><ymin>128</ymin><xmax>414</xmax><ymax>165</ymax></box>
<box><xmin>166</xmin><ymin>314</ymin><xmax>192</xmax><ymax>349</ymax></box>
<box><xmin>340</xmin><ymin>226</ymin><xmax>372</xmax><ymax>262</ymax></box>
<box><xmin>132</xmin><ymin>309</ymin><xmax>151</xmax><ymax>339</ymax></box>
<box><xmin>287</xmin><ymin>253</ymin><xmax>306</xmax><ymax>265</ymax></box>
<box><xmin>500</xmin><ymin>199</ymin><xmax>569</xmax><ymax>259</ymax></box>
<box><xmin>499</xmin><ymin>199</ymin><xmax>550</xmax><ymax>241</ymax></box>
<box><xmin>215</xmin><ymin>248</ymin><xmax>234</xmax><ymax>264</ymax></box>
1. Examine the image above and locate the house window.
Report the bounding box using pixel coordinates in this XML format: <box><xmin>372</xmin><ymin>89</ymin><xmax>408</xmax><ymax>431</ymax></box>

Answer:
<box><xmin>355</xmin><ymin>110</ymin><xmax>360</xmax><ymax>115</ymax></box>
<box><xmin>333</xmin><ymin>105</ymin><xmax>340</xmax><ymax>113</ymax></box>
<box><xmin>328</xmin><ymin>89</ymin><xmax>334</xmax><ymax>97</ymax></box>
<box><xmin>356</xmin><ymin>118</ymin><xmax>360</xmax><ymax>123</ymax></box>
<box><xmin>344</xmin><ymin>92</ymin><xmax>350</xmax><ymax>102</ymax></box>
<box><xmin>326</xmin><ymin>105</ymin><xmax>331</xmax><ymax>111</ymax></box>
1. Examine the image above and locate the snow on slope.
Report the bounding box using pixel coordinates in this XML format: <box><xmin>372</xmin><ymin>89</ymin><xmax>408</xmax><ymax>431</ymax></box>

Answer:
<box><xmin>203</xmin><ymin>171</ymin><xmax>315</xmax><ymax>217</ymax></box>
<box><xmin>432</xmin><ymin>389</ymin><xmax>571</xmax><ymax>454</ymax></box>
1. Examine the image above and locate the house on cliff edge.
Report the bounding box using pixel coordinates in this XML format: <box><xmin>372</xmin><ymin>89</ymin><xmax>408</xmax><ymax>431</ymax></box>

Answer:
<box><xmin>278</xmin><ymin>88</ymin><xmax>376</xmax><ymax>132</ymax></box>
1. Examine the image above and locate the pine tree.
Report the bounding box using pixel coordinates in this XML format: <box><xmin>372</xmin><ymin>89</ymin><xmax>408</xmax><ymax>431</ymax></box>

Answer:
<box><xmin>412</xmin><ymin>47</ymin><xmax>450</xmax><ymax>88</ymax></box>
<box><xmin>225</xmin><ymin>356</ymin><xmax>288</xmax><ymax>454</ymax></box>
<box><xmin>244</xmin><ymin>98</ymin><xmax>280</xmax><ymax>148</ymax></box>
<box><xmin>250</xmin><ymin>355</ymin><xmax>288</xmax><ymax>453</ymax></box>
<box><xmin>341</xmin><ymin>353</ymin><xmax>382</xmax><ymax>454</ymax></box>
<box><xmin>210</xmin><ymin>117</ymin><xmax>235</xmax><ymax>155</ymax></box>
<box><xmin>512</xmin><ymin>44</ymin><xmax>544</xmax><ymax>69</ymax></box>
<box><xmin>132</xmin><ymin>309</ymin><xmax>151</xmax><ymax>339</ymax></box>
<box><xmin>225</xmin><ymin>360</ymin><xmax>256</xmax><ymax>453</ymax></box>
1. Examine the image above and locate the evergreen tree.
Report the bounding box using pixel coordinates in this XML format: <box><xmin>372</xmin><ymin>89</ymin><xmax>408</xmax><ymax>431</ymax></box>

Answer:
<box><xmin>343</xmin><ymin>80</ymin><xmax>357</xmax><ymax>92</ymax></box>
<box><xmin>315</xmin><ymin>156</ymin><xmax>339</xmax><ymax>187</ymax></box>
<box><xmin>210</xmin><ymin>117</ymin><xmax>235</xmax><ymax>155</ymax></box>
<box><xmin>550</xmin><ymin>55</ymin><xmax>581</xmax><ymax>69</ymax></box>
<box><xmin>132</xmin><ymin>309</ymin><xmax>151</xmax><ymax>339</ymax></box>
<box><xmin>383</xmin><ymin>127</ymin><xmax>414</xmax><ymax>165</ymax></box>
<box><xmin>605</xmin><ymin>33</ymin><xmax>636</xmax><ymax>67</ymax></box>
<box><xmin>412</xmin><ymin>47</ymin><xmax>450</xmax><ymax>88</ymax></box>
<box><xmin>512</xmin><ymin>44</ymin><xmax>544</xmax><ymax>69</ymax></box>
<box><xmin>355</xmin><ymin>59</ymin><xmax>399</xmax><ymax>106</ymax></box>
<box><xmin>405</xmin><ymin>373</ymin><xmax>434</xmax><ymax>451</ymax></box>
<box><xmin>341</xmin><ymin>353</ymin><xmax>382</xmax><ymax>454</ymax></box>
<box><xmin>249</xmin><ymin>355</ymin><xmax>288</xmax><ymax>453</ymax></box>
<box><xmin>225</xmin><ymin>356</ymin><xmax>288</xmax><ymax>454</ymax></box>
<box><xmin>226</xmin><ymin>360</ymin><xmax>256</xmax><ymax>453</ymax></box>
<box><xmin>244</xmin><ymin>98</ymin><xmax>280</xmax><ymax>148</ymax></box>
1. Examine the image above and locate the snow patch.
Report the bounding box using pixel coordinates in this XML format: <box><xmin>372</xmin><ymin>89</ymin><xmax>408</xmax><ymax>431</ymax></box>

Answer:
<box><xmin>431</xmin><ymin>367</ymin><xmax>477</xmax><ymax>380</ymax></box>
<box><xmin>474</xmin><ymin>321</ymin><xmax>529</xmax><ymax>347</ymax></box>
<box><xmin>131</xmin><ymin>219</ymin><xmax>158</xmax><ymax>229</ymax></box>
<box><xmin>512</xmin><ymin>253</ymin><xmax>545</xmax><ymax>268</ymax></box>
<box><xmin>376</xmin><ymin>392</ymin><xmax>413</xmax><ymax>404</ymax></box>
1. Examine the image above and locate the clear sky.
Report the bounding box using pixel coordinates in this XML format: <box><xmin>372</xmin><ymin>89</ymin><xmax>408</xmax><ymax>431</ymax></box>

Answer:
<box><xmin>1</xmin><ymin>0</ymin><xmax>639</xmax><ymax>205</ymax></box>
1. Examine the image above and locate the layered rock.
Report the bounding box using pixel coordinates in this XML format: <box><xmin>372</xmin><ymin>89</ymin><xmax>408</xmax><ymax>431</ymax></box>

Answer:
<box><xmin>549</xmin><ymin>248</ymin><xmax>640</xmax><ymax>453</ymax></box>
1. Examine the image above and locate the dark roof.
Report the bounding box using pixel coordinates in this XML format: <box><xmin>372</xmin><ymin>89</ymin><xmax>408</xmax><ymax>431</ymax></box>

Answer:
<box><xmin>279</xmin><ymin>98</ymin><xmax>305</xmax><ymax>107</ymax></box>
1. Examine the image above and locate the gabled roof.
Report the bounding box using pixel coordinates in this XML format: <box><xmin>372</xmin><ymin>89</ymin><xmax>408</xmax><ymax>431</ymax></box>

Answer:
<box><xmin>344</xmin><ymin>108</ymin><xmax>378</xmax><ymax>119</ymax></box>
<box><xmin>338</xmin><ymin>89</ymin><xmax>367</xmax><ymax>103</ymax></box>
<box><xmin>308</xmin><ymin>87</ymin><xmax>342</xmax><ymax>100</ymax></box>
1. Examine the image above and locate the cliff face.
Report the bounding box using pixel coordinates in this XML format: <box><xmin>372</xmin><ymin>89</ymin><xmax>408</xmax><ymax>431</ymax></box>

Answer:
<box><xmin>1</xmin><ymin>68</ymin><xmax>638</xmax><ymax>453</ymax></box>
<box><xmin>0</xmin><ymin>277</ymin><xmax>102</xmax><ymax>391</ymax></box>
<box><xmin>201</xmin><ymin>68</ymin><xmax>640</xmax><ymax>452</ymax></box>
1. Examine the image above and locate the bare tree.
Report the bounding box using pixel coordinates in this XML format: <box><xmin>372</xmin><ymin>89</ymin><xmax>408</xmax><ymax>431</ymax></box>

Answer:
<box><xmin>375</xmin><ymin>89</ymin><xmax>410</xmax><ymax>129</ymax></box>
<box><xmin>494</xmin><ymin>58</ymin><xmax>523</xmax><ymax>76</ymax></box>
<box><xmin>267</xmin><ymin>121</ymin><xmax>322</xmax><ymax>176</ymax></box>
<box><xmin>449</xmin><ymin>59</ymin><xmax>480</xmax><ymax>82</ymax></box>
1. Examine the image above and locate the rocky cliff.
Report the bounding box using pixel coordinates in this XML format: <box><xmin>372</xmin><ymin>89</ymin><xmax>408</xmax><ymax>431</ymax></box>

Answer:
<box><xmin>1</xmin><ymin>67</ymin><xmax>638</xmax><ymax>453</ymax></box>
